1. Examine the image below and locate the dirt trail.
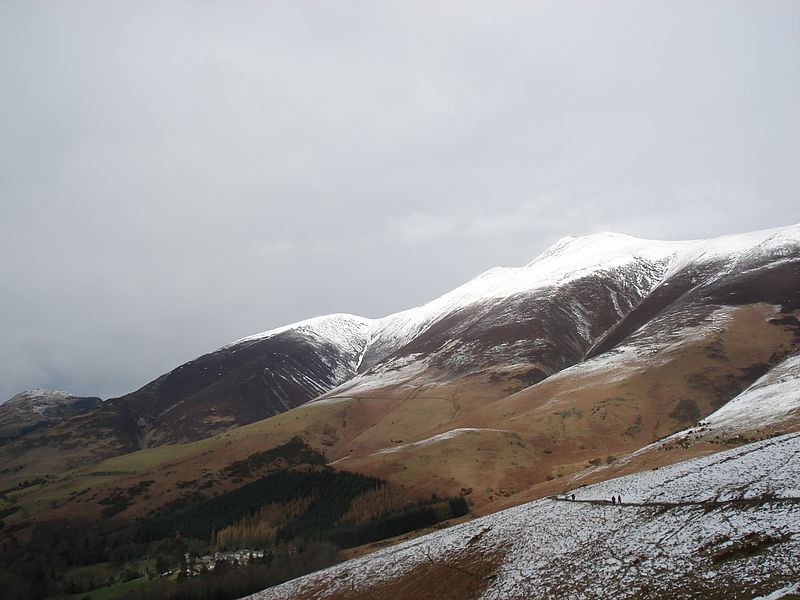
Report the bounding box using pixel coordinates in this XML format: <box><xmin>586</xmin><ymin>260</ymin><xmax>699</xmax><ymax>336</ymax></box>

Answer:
<box><xmin>551</xmin><ymin>495</ymin><xmax>800</xmax><ymax>509</ymax></box>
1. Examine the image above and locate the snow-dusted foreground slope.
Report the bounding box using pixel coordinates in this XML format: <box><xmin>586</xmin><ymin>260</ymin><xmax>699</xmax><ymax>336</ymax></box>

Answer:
<box><xmin>566</xmin><ymin>432</ymin><xmax>799</xmax><ymax>504</ymax></box>
<box><xmin>244</xmin><ymin>433</ymin><xmax>800</xmax><ymax>600</ymax></box>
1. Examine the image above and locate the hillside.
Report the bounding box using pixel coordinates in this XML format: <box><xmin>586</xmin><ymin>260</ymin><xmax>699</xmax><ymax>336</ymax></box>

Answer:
<box><xmin>244</xmin><ymin>432</ymin><xmax>800</xmax><ymax>600</ymax></box>
<box><xmin>563</xmin><ymin>349</ymin><xmax>800</xmax><ymax>492</ymax></box>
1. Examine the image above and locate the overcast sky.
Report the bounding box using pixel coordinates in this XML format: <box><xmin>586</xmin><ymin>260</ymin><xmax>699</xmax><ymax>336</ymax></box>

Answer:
<box><xmin>1</xmin><ymin>1</ymin><xmax>799</xmax><ymax>403</ymax></box>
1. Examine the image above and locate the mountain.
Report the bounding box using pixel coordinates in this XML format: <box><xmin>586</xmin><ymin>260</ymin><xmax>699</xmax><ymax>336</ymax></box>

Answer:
<box><xmin>339</xmin><ymin>231</ymin><xmax>678</xmax><ymax>396</ymax></box>
<box><xmin>120</xmin><ymin>313</ymin><xmax>373</xmax><ymax>447</ymax></box>
<box><xmin>1</xmin><ymin>225</ymin><xmax>798</xmax><ymax>505</ymax></box>
<box><xmin>0</xmin><ymin>314</ymin><xmax>373</xmax><ymax>471</ymax></box>
<box><xmin>0</xmin><ymin>389</ymin><xmax>101</xmax><ymax>445</ymax></box>
<box><xmin>310</xmin><ymin>224</ymin><xmax>800</xmax><ymax>511</ymax></box>
<box><xmin>243</xmin><ymin>431</ymin><xmax>800</xmax><ymax>600</ymax></box>
<box><xmin>1</xmin><ymin>224</ymin><xmax>798</xmax><ymax>600</ymax></box>
<box><xmin>342</xmin><ymin>225</ymin><xmax>799</xmax><ymax>398</ymax></box>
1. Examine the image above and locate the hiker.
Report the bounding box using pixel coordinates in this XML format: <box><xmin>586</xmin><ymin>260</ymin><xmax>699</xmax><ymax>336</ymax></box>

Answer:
<box><xmin>611</xmin><ymin>496</ymin><xmax>616</xmax><ymax>505</ymax></box>
<box><xmin>571</xmin><ymin>494</ymin><xmax>575</xmax><ymax>501</ymax></box>
<box><xmin>618</xmin><ymin>495</ymin><xmax>622</xmax><ymax>504</ymax></box>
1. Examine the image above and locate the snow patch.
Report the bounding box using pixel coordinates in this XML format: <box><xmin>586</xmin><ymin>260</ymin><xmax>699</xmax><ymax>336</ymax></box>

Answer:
<box><xmin>3</xmin><ymin>389</ymin><xmax>84</xmax><ymax>415</ymax></box>
<box><xmin>752</xmin><ymin>583</ymin><xmax>800</xmax><ymax>600</ymax></box>
<box><xmin>703</xmin><ymin>352</ymin><xmax>800</xmax><ymax>434</ymax></box>
<box><xmin>223</xmin><ymin>313</ymin><xmax>375</xmax><ymax>354</ymax></box>
<box><xmin>371</xmin><ymin>428</ymin><xmax>514</xmax><ymax>456</ymax></box>
<box><xmin>322</xmin><ymin>353</ymin><xmax>431</xmax><ymax>397</ymax></box>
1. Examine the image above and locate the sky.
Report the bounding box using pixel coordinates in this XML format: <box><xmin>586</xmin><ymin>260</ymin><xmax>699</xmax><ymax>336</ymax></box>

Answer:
<box><xmin>1</xmin><ymin>1</ymin><xmax>799</xmax><ymax>403</ymax></box>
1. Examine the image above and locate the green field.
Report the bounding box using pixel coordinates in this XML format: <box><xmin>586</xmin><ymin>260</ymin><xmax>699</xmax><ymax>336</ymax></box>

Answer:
<box><xmin>67</xmin><ymin>575</ymin><xmax>149</xmax><ymax>600</ymax></box>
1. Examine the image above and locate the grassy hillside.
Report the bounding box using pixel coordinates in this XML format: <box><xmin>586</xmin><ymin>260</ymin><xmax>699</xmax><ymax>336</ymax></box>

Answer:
<box><xmin>0</xmin><ymin>437</ymin><xmax>468</xmax><ymax>600</ymax></box>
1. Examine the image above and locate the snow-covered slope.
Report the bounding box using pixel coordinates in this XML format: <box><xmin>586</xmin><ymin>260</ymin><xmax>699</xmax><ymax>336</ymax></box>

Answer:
<box><xmin>323</xmin><ymin>224</ymin><xmax>800</xmax><ymax>397</ymax></box>
<box><xmin>566</xmin><ymin>433</ymin><xmax>799</xmax><ymax>503</ymax></box>
<box><xmin>223</xmin><ymin>313</ymin><xmax>376</xmax><ymax>385</ymax></box>
<box><xmin>357</xmin><ymin>231</ymin><xmax>684</xmax><ymax>372</ymax></box>
<box><xmin>702</xmin><ymin>351</ymin><xmax>800</xmax><ymax>435</ymax></box>
<box><xmin>244</xmin><ymin>432</ymin><xmax>800</xmax><ymax>600</ymax></box>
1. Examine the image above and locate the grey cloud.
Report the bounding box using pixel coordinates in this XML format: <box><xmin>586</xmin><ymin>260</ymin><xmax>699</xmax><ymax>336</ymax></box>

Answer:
<box><xmin>387</xmin><ymin>212</ymin><xmax>463</xmax><ymax>243</ymax></box>
<box><xmin>1</xmin><ymin>1</ymin><xmax>799</xmax><ymax>402</ymax></box>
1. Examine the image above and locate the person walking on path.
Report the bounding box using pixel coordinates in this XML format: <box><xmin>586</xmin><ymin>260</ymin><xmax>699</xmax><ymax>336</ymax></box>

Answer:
<box><xmin>611</xmin><ymin>496</ymin><xmax>616</xmax><ymax>505</ymax></box>
<box><xmin>617</xmin><ymin>495</ymin><xmax>622</xmax><ymax>504</ymax></box>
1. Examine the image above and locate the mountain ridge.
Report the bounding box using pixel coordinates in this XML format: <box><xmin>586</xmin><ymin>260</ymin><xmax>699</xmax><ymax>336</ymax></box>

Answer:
<box><xmin>1</xmin><ymin>224</ymin><xmax>798</xmax><ymax>477</ymax></box>
<box><xmin>227</xmin><ymin>223</ymin><xmax>800</xmax><ymax>375</ymax></box>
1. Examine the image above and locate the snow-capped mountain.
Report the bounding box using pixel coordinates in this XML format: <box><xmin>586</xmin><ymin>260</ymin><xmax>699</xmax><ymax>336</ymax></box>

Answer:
<box><xmin>331</xmin><ymin>231</ymin><xmax>677</xmax><ymax>397</ymax></box>
<box><xmin>354</xmin><ymin>231</ymin><xmax>680</xmax><ymax>372</ymax></box>
<box><xmin>324</xmin><ymin>224</ymin><xmax>799</xmax><ymax>398</ymax></box>
<box><xmin>0</xmin><ymin>314</ymin><xmax>378</xmax><ymax>467</ymax></box>
<box><xmin>2</xmin><ymin>224</ymin><xmax>798</xmax><ymax>479</ymax></box>
<box><xmin>244</xmin><ymin>432</ymin><xmax>800</xmax><ymax>600</ymax></box>
<box><xmin>0</xmin><ymin>389</ymin><xmax>100</xmax><ymax>445</ymax></box>
<box><xmin>1</xmin><ymin>224</ymin><xmax>798</xmax><ymax>600</ymax></box>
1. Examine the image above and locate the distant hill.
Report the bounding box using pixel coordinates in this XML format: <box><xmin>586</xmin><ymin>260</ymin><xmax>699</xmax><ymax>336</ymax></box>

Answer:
<box><xmin>0</xmin><ymin>389</ymin><xmax>100</xmax><ymax>445</ymax></box>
